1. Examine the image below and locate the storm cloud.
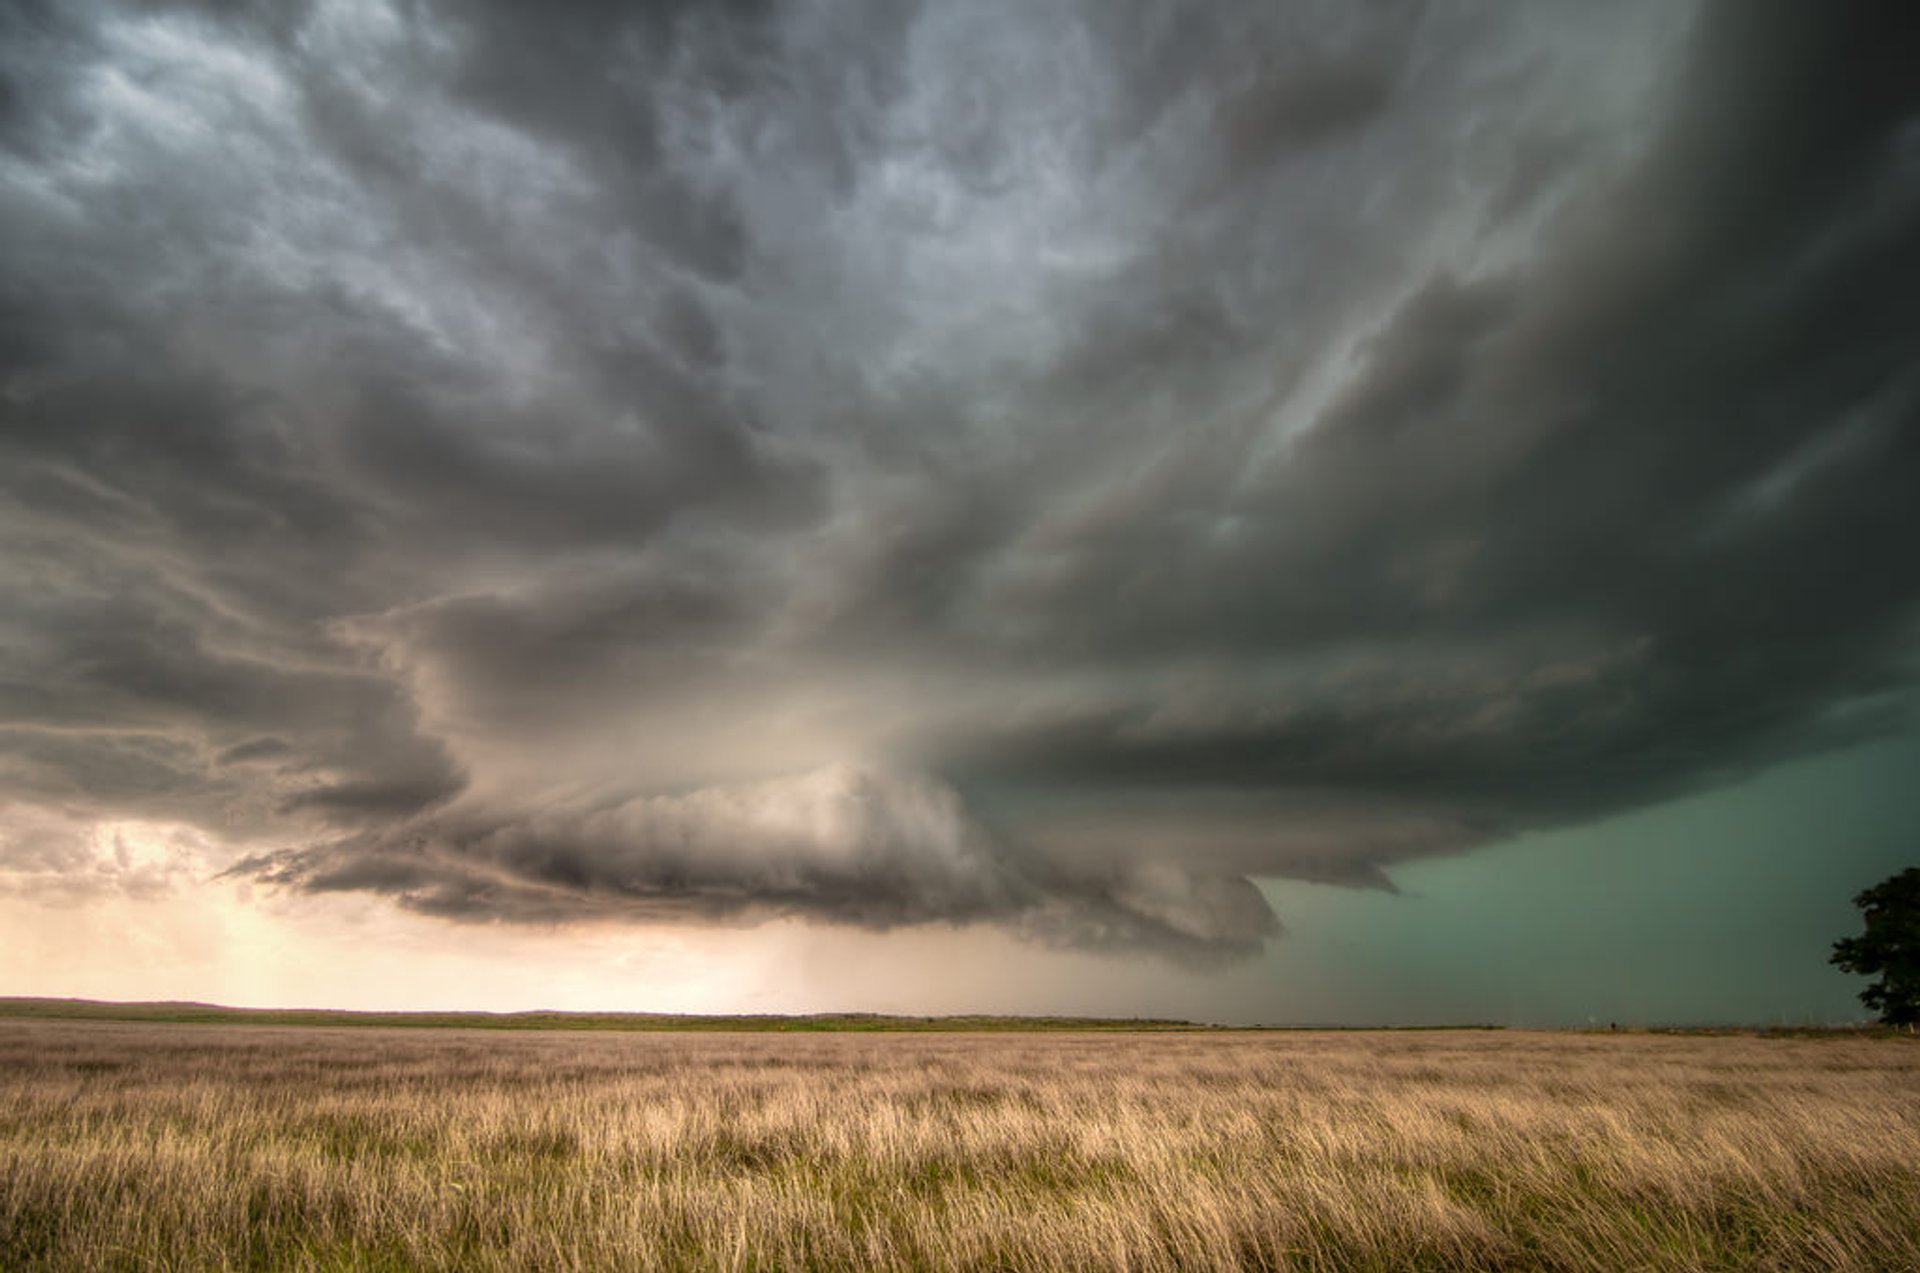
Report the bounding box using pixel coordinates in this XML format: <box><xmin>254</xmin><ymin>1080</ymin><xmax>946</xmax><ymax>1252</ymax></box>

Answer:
<box><xmin>3</xmin><ymin>0</ymin><xmax>1917</xmax><ymax>960</ymax></box>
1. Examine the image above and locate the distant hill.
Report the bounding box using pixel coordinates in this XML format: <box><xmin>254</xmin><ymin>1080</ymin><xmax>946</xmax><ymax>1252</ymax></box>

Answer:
<box><xmin>0</xmin><ymin>997</ymin><xmax>1202</xmax><ymax>1032</ymax></box>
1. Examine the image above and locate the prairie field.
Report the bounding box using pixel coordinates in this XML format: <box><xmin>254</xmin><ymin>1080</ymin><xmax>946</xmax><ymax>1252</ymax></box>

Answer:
<box><xmin>1</xmin><ymin>1021</ymin><xmax>1916</xmax><ymax>1271</ymax></box>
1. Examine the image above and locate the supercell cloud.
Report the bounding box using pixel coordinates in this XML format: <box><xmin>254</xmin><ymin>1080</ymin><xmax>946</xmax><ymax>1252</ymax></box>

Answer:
<box><xmin>2</xmin><ymin>0</ymin><xmax>1917</xmax><ymax>960</ymax></box>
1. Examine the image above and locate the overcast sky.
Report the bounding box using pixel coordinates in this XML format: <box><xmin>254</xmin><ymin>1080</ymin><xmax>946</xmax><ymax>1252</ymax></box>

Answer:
<box><xmin>3</xmin><ymin>0</ymin><xmax>1917</xmax><ymax>1021</ymax></box>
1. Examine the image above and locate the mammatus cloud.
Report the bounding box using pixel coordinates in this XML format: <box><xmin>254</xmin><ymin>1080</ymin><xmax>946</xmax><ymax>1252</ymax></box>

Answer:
<box><xmin>2</xmin><ymin>0</ymin><xmax>1917</xmax><ymax>959</ymax></box>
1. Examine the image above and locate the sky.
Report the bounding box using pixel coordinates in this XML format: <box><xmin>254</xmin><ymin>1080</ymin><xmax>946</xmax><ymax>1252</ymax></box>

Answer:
<box><xmin>2</xmin><ymin>0</ymin><xmax>1917</xmax><ymax>1023</ymax></box>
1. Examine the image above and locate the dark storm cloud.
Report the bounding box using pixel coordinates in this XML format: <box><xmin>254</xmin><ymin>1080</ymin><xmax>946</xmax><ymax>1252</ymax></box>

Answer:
<box><xmin>2</xmin><ymin>0</ymin><xmax>1916</xmax><ymax>958</ymax></box>
<box><xmin>230</xmin><ymin>763</ymin><xmax>1277</xmax><ymax>961</ymax></box>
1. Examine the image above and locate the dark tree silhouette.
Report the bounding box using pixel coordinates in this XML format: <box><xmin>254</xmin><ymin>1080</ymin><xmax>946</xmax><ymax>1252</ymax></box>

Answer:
<box><xmin>1831</xmin><ymin>867</ymin><xmax>1920</xmax><ymax>1026</ymax></box>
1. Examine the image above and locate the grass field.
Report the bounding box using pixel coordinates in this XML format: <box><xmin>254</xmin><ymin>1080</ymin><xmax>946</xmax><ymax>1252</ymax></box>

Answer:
<box><xmin>2</xmin><ymin>1020</ymin><xmax>1916</xmax><ymax>1271</ymax></box>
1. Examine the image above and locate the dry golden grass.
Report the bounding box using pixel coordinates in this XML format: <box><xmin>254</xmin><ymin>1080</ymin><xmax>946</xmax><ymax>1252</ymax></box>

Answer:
<box><xmin>2</xmin><ymin>1021</ymin><xmax>1917</xmax><ymax>1271</ymax></box>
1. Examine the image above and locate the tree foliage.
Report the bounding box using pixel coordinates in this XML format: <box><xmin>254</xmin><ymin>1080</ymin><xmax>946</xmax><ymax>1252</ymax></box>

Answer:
<box><xmin>1831</xmin><ymin>866</ymin><xmax>1920</xmax><ymax>1026</ymax></box>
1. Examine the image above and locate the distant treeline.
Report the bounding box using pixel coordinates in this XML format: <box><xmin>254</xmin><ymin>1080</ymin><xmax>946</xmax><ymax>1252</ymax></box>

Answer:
<box><xmin>6</xmin><ymin>999</ymin><xmax>1888</xmax><ymax>1035</ymax></box>
<box><xmin>0</xmin><ymin>997</ymin><xmax>1201</xmax><ymax>1033</ymax></box>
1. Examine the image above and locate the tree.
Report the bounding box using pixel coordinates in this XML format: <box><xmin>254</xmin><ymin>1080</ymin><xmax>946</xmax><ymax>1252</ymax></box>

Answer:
<box><xmin>1831</xmin><ymin>866</ymin><xmax>1920</xmax><ymax>1026</ymax></box>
